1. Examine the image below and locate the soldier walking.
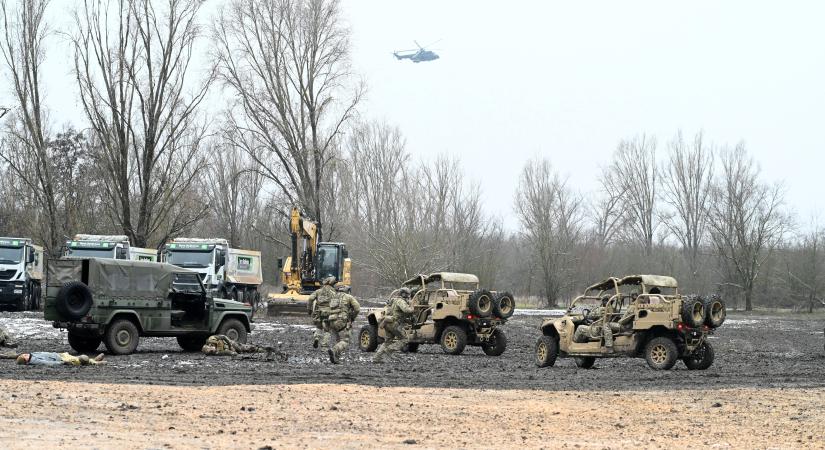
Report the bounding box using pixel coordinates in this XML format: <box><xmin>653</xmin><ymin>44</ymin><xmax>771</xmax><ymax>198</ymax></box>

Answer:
<box><xmin>308</xmin><ymin>276</ymin><xmax>338</xmax><ymax>350</ymax></box>
<box><xmin>373</xmin><ymin>287</ymin><xmax>415</xmax><ymax>363</ymax></box>
<box><xmin>324</xmin><ymin>283</ymin><xmax>360</xmax><ymax>364</ymax></box>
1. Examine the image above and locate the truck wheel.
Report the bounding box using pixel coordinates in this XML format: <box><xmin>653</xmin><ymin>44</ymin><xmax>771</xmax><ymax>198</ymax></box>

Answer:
<box><xmin>468</xmin><ymin>290</ymin><xmax>494</xmax><ymax>317</ymax></box>
<box><xmin>574</xmin><ymin>356</ymin><xmax>596</xmax><ymax>369</ymax></box>
<box><xmin>104</xmin><ymin>319</ymin><xmax>140</xmax><ymax>355</ymax></box>
<box><xmin>535</xmin><ymin>335</ymin><xmax>559</xmax><ymax>368</ymax></box>
<box><xmin>481</xmin><ymin>328</ymin><xmax>507</xmax><ymax>356</ymax></box>
<box><xmin>55</xmin><ymin>281</ymin><xmax>94</xmax><ymax>320</ymax></box>
<box><xmin>644</xmin><ymin>337</ymin><xmax>678</xmax><ymax>370</ymax></box>
<box><xmin>440</xmin><ymin>325</ymin><xmax>467</xmax><ymax>355</ymax></box>
<box><xmin>402</xmin><ymin>343</ymin><xmax>419</xmax><ymax>353</ymax></box>
<box><xmin>681</xmin><ymin>296</ymin><xmax>705</xmax><ymax>328</ymax></box>
<box><xmin>704</xmin><ymin>296</ymin><xmax>726</xmax><ymax>328</ymax></box>
<box><xmin>32</xmin><ymin>283</ymin><xmax>42</xmax><ymax>310</ymax></box>
<box><xmin>683</xmin><ymin>341</ymin><xmax>715</xmax><ymax>370</ymax></box>
<box><xmin>217</xmin><ymin>318</ymin><xmax>248</xmax><ymax>344</ymax></box>
<box><xmin>359</xmin><ymin>324</ymin><xmax>379</xmax><ymax>352</ymax></box>
<box><xmin>177</xmin><ymin>335</ymin><xmax>207</xmax><ymax>352</ymax></box>
<box><xmin>68</xmin><ymin>331</ymin><xmax>102</xmax><ymax>353</ymax></box>
<box><xmin>492</xmin><ymin>292</ymin><xmax>515</xmax><ymax>319</ymax></box>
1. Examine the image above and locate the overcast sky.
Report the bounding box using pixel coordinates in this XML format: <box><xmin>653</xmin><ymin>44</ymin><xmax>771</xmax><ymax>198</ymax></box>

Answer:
<box><xmin>7</xmin><ymin>0</ymin><xmax>825</xmax><ymax>231</ymax></box>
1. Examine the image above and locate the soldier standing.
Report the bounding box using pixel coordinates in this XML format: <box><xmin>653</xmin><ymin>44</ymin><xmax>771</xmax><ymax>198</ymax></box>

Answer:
<box><xmin>308</xmin><ymin>276</ymin><xmax>338</xmax><ymax>349</ymax></box>
<box><xmin>324</xmin><ymin>284</ymin><xmax>360</xmax><ymax>364</ymax></box>
<box><xmin>373</xmin><ymin>287</ymin><xmax>415</xmax><ymax>363</ymax></box>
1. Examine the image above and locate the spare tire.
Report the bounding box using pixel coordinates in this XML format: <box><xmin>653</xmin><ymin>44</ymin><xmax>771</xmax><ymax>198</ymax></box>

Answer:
<box><xmin>704</xmin><ymin>295</ymin><xmax>726</xmax><ymax>328</ymax></box>
<box><xmin>468</xmin><ymin>289</ymin><xmax>494</xmax><ymax>317</ymax></box>
<box><xmin>681</xmin><ymin>295</ymin><xmax>705</xmax><ymax>328</ymax></box>
<box><xmin>55</xmin><ymin>281</ymin><xmax>93</xmax><ymax>320</ymax></box>
<box><xmin>493</xmin><ymin>291</ymin><xmax>516</xmax><ymax>319</ymax></box>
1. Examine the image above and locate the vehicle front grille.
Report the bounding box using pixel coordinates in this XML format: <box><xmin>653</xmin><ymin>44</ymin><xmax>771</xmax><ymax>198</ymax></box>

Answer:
<box><xmin>0</xmin><ymin>270</ymin><xmax>16</xmax><ymax>280</ymax></box>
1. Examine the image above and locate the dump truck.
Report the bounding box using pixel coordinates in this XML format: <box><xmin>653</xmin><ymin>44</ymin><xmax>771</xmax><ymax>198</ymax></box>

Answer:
<box><xmin>267</xmin><ymin>207</ymin><xmax>352</xmax><ymax>314</ymax></box>
<box><xmin>160</xmin><ymin>238</ymin><xmax>263</xmax><ymax>304</ymax></box>
<box><xmin>0</xmin><ymin>237</ymin><xmax>44</xmax><ymax>310</ymax></box>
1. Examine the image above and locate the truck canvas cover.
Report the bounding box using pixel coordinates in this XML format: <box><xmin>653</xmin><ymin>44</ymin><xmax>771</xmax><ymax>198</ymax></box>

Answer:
<box><xmin>226</xmin><ymin>249</ymin><xmax>263</xmax><ymax>285</ymax></box>
<box><xmin>48</xmin><ymin>258</ymin><xmax>187</xmax><ymax>298</ymax></box>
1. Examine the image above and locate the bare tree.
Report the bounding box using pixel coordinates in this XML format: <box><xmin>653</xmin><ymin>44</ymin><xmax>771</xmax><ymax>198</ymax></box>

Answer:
<box><xmin>610</xmin><ymin>135</ymin><xmax>658</xmax><ymax>255</ymax></box>
<box><xmin>781</xmin><ymin>225</ymin><xmax>825</xmax><ymax>313</ymax></box>
<box><xmin>660</xmin><ymin>130</ymin><xmax>714</xmax><ymax>286</ymax></box>
<box><xmin>707</xmin><ymin>144</ymin><xmax>789</xmax><ymax>311</ymax></box>
<box><xmin>515</xmin><ymin>158</ymin><xmax>584</xmax><ymax>306</ymax></box>
<box><xmin>72</xmin><ymin>0</ymin><xmax>211</xmax><ymax>247</ymax></box>
<box><xmin>203</xmin><ymin>132</ymin><xmax>264</xmax><ymax>247</ymax></box>
<box><xmin>0</xmin><ymin>0</ymin><xmax>62</xmax><ymax>253</ymax></box>
<box><xmin>214</xmin><ymin>0</ymin><xmax>364</xmax><ymax>229</ymax></box>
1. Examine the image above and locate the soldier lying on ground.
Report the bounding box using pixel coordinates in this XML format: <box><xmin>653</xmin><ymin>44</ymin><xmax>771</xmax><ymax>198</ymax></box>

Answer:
<box><xmin>201</xmin><ymin>334</ymin><xmax>286</xmax><ymax>360</ymax></box>
<box><xmin>16</xmin><ymin>352</ymin><xmax>105</xmax><ymax>366</ymax></box>
<box><xmin>0</xmin><ymin>325</ymin><xmax>18</xmax><ymax>348</ymax></box>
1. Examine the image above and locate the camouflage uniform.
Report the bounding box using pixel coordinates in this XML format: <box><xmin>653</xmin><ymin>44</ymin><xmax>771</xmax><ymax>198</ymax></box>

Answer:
<box><xmin>323</xmin><ymin>288</ymin><xmax>360</xmax><ymax>364</ymax></box>
<box><xmin>201</xmin><ymin>335</ymin><xmax>263</xmax><ymax>356</ymax></box>
<box><xmin>573</xmin><ymin>304</ymin><xmax>616</xmax><ymax>348</ymax></box>
<box><xmin>308</xmin><ymin>283</ymin><xmax>338</xmax><ymax>349</ymax></box>
<box><xmin>0</xmin><ymin>325</ymin><xmax>17</xmax><ymax>348</ymax></box>
<box><xmin>374</xmin><ymin>292</ymin><xmax>415</xmax><ymax>363</ymax></box>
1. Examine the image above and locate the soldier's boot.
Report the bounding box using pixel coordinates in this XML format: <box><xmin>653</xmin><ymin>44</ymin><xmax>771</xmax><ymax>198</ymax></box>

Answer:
<box><xmin>327</xmin><ymin>348</ymin><xmax>340</xmax><ymax>364</ymax></box>
<box><xmin>373</xmin><ymin>344</ymin><xmax>387</xmax><ymax>363</ymax></box>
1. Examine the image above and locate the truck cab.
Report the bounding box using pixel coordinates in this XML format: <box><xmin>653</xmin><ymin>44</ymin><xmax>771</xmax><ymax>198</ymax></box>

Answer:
<box><xmin>0</xmin><ymin>237</ymin><xmax>44</xmax><ymax>310</ymax></box>
<box><xmin>161</xmin><ymin>238</ymin><xmax>262</xmax><ymax>304</ymax></box>
<box><xmin>64</xmin><ymin>234</ymin><xmax>130</xmax><ymax>260</ymax></box>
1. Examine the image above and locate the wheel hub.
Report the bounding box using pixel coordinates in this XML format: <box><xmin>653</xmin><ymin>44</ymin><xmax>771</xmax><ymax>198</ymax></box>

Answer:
<box><xmin>651</xmin><ymin>344</ymin><xmax>668</xmax><ymax>364</ymax></box>
<box><xmin>226</xmin><ymin>329</ymin><xmax>239</xmax><ymax>341</ymax></box>
<box><xmin>537</xmin><ymin>343</ymin><xmax>547</xmax><ymax>361</ymax></box>
<box><xmin>444</xmin><ymin>333</ymin><xmax>457</xmax><ymax>349</ymax></box>
<box><xmin>116</xmin><ymin>330</ymin><xmax>131</xmax><ymax>346</ymax></box>
<box><xmin>360</xmin><ymin>332</ymin><xmax>370</xmax><ymax>346</ymax></box>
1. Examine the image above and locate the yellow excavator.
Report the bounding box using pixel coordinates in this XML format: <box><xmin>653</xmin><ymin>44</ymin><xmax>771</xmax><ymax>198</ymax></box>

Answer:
<box><xmin>267</xmin><ymin>207</ymin><xmax>352</xmax><ymax>314</ymax></box>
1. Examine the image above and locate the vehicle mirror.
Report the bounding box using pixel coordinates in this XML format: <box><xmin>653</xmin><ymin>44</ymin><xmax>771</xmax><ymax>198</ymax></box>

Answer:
<box><xmin>117</xmin><ymin>247</ymin><xmax>128</xmax><ymax>260</ymax></box>
<box><xmin>26</xmin><ymin>250</ymin><xmax>35</xmax><ymax>264</ymax></box>
<box><xmin>277</xmin><ymin>258</ymin><xmax>283</xmax><ymax>269</ymax></box>
<box><xmin>341</xmin><ymin>248</ymin><xmax>349</xmax><ymax>259</ymax></box>
<box><xmin>217</xmin><ymin>250</ymin><xmax>226</xmax><ymax>268</ymax></box>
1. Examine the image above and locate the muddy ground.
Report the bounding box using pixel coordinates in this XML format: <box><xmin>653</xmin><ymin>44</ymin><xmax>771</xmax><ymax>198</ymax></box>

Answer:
<box><xmin>1</xmin><ymin>309</ymin><xmax>824</xmax><ymax>391</ymax></box>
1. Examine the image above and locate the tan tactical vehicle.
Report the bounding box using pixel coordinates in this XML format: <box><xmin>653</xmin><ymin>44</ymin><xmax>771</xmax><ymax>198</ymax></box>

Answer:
<box><xmin>535</xmin><ymin>275</ymin><xmax>726</xmax><ymax>370</ymax></box>
<box><xmin>358</xmin><ymin>272</ymin><xmax>515</xmax><ymax>356</ymax></box>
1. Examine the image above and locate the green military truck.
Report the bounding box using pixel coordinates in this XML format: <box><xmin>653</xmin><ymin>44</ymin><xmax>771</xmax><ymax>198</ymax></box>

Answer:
<box><xmin>45</xmin><ymin>258</ymin><xmax>254</xmax><ymax>355</ymax></box>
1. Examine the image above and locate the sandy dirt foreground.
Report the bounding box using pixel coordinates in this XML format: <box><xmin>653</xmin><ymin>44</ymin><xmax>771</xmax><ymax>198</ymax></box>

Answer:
<box><xmin>0</xmin><ymin>381</ymin><xmax>823</xmax><ymax>449</ymax></box>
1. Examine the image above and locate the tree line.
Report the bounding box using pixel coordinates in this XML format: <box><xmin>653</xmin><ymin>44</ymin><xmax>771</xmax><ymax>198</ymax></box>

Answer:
<box><xmin>1</xmin><ymin>0</ymin><xmax>822</xmax><ymax>311</ymax></box>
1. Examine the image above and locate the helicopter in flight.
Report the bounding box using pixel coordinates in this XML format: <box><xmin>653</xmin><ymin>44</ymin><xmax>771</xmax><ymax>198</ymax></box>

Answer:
<box><xmin>393</xmin><ymin>40</ymin><xmax>440</xmax><ymax>63</ymax></box>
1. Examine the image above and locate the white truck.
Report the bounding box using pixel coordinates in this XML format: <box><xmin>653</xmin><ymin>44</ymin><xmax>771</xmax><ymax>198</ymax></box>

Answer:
<box><xmin>0</xmin><ymin>237</ymin><xmax>44</xmax><ymax>310</ymax></box>
<box><xmin>160</xmin><ymin>238</ymin><xmax>263</xmax><ymax>304</ymax></box>
<box><xmin>63</xmin><ymin>234</ymin><xmax>158</xmax><ymax>262</ymax></box>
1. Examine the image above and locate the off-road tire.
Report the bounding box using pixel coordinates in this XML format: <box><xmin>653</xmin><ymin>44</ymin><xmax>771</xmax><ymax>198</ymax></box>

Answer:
<box><xmin>481</xmin><ymin>328</ymin><xmax>507</xmax><ymax>356</ymax></box>
<box><xmin>359</xmin><ymin>324</ymin><xmax>379</xmax><ymax>352</ymax></box>
<box><xmin>68</xmin><ymin>331</ymin><xmax>102</xmax><ymax>354</ymax></box>
<box><xmin>177</xmin><ymin>335</ymin><xmax>207</xmax><ymax>352</ymax></box>
<box><xmin>217</xmin><ymin>318</ymin><xmax>248</xmax><ymax>344</ymax></box>
<box><xmin>402</xmin><ymin>343</ymin><xmax>420</xmax><ymax>353</ymax></box>
<box><xmin>55</xmin><ymin>281</ymin><xmax>94</xmax><ymax>320</ymax></box>
<box><xmin>468</xmin><ymin>289</ymin><xmax>494</xmax><ymax>317</ymax></box>
<box><xmin>644</xmin><ymin>337</ymin><xmax>678</xmax><ymax>370</ymax></box>
<box><xmin>683</xmin><ymin>341</ymin><xmax>715</xmax><ymax>370</ymax></box>
<box><xmin>440</xmin><ymin>325</ymin><xmax>468</xmax><ymax>355</ymax></box>
<box><xmin>492</xmin><ymin>292</ymin><xmax>515</xmax><ymax>319</ymax></box>
<box><xmin>574</xmin><ymin>356</ymin><xmax>596</xmax><ymax>369</ymax></box>
<box><xmin>104</xmin><ymin>319</ymin><xmax>140</xmax><ymax>355</ymax></box>
<box><xmin>681</xmin><ymin>296</ymin><xmax>706</xmax><ymax>328</ymax></box>
<box><xmin>704</xmin><ymin>296</ymin><xmax>726</xmax><ymax>328</ymax></box>
<box><xmin>535</xmin><ymin>335</ymin><xmax>559</xmax><ymax>368</ymax></box>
